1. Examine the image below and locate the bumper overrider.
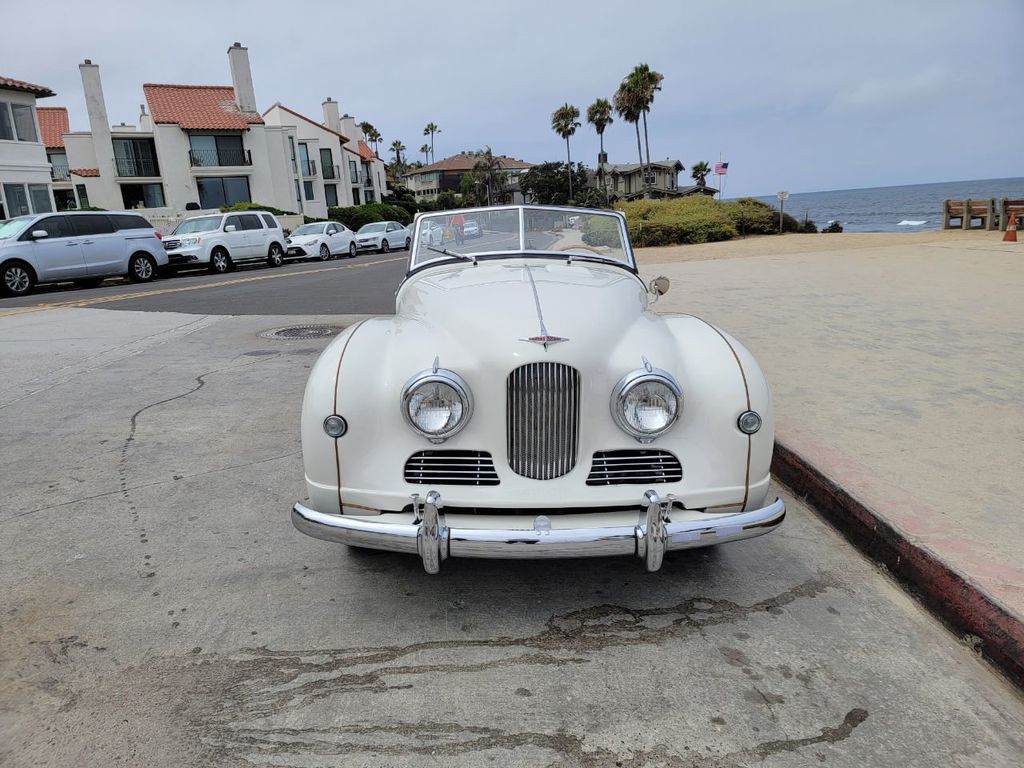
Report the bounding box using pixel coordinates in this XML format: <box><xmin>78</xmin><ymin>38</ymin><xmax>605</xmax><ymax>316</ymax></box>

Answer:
<box><xmin>291</xmin><ymin>491</ymin><xmax>786</xmax><ymax>574</ymax></box>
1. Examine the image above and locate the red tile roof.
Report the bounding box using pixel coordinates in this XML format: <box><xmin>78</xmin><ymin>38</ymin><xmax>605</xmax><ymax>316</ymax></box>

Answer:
<box><xmin>405</xmin><ymin>153</ymin><xmax>534</xmax><ymax>176</ymax></box>
<box><xmin>357</xmin><ymin>141</ymin><xmax>376</xmax><ymax>162</ymax></box>
<box><xmin>70</xmin><ymin>168</ymin><xmax>100</xmax><ymax>177</ymax></box>
<box><xmin>143</xmin><ymin>84</ymin><xmax>263</xmax><ymax>130</ymax></box>
<box><xmin>0</xmin><ymin>76</ymin><xmax>55</xmax><ymax>97</ymax></box>
<box><xmin>37</xmin><ymin>107</ymin><xmax>69</xmax><ymax>149</ymax></box>
<box><xmin>262</xmin><ymin>102</ymin><xmax>350</xmax><ymax>143</ymax></box>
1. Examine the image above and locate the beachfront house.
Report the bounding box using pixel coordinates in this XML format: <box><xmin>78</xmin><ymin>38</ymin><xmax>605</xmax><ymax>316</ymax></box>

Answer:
<box><xmin>0</xmin><ymin>76</ymin><xmax>57</xmax><ymax>219</ymax></box>
<box><xmin>601</xmin><ymin>159</ymin><xmax>717</xmax><ymax>201</ymax></box>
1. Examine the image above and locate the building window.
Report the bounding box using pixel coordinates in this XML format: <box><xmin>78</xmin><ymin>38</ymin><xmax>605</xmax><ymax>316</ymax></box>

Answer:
<box><xmin>667</xmin><ymin>175</ymin><xmax>677</xmax><ymax>190</ymax></box>
<box><xmin>196</xmin><ymin>176</ymin><xmax>250</xmax><ymax>209</ymax></box>
<box><xmin>349</xmin><ymin>159</ymin><xmax>358</xmax><ymax>182</ymax></box>
<box><xmin>0</xmin><ymin>103</ymin><xmax>12</xmax><ymax>140</ymax></box>
<box><xmin>365</xmin><ymin>190</ymin><xmax>375</xmax><ymax>203</ymax></box>
<box><xmin>189</xmin><ymin>134</ymin><xmax>248</xmax><ymax>167</ymax></box>
<box><xmin>49</xmin><ymin>152</ymin><xmax>70</xmax><ymax>182</ymax></box>
<box><xmin>75</xmin><ymin>184</ymin><xmax>90</xmax><ymax>209</ymax></box>
<box><xmin>324</xmin><ymin>183</ymin><xmax>338</xmax><ymax>207</ymax></box>
<box><xmin>643</xmin><ymin>172</ymin><xmax>657</xmax><ymax>185</ymax></box>
<box><xmin>3</xmin><ymin>184</ymin><xmax>30</xmax><ymax>216</ymax></box>
<box><xmin>289</xmin><ymin>137</ymin><xmax>297</xmax><ymax>173</ymax></box>
<box><xmin>303</xmin><ymin>180</ymin><xmax>314</xmax><ymax>200</ymax></box>
<box><xmin>29</xmin><ymin>184</ymin><xmax>52</xmax><ymax>213</ymax></box>
<box><xmin>294</xmin><ymin>179</ymin><xmax>301</xmax><ymax>204</ymax></box>
<box><xmin>113</xmin><ymin>138</ymin><xmax>159</xmax><ymax>176</ymax></box>
<box><xmin>320</xmin><ymin>148</ymin><xmax>336</xmax><ymax>179</ymax></box>
<box><xmin>7</xmin><ymin>103</ymin><xmax>38</xmax><ymax>142</ymax></box>
<box><xmin>120</xmin><ymin>183</ymin><xmax>165</xmax><ymax>209</ymax></box>
<box><xmin>298</xmin><ymin>143</ymin><xmax>314</xmax><ymax>177</ymax></box>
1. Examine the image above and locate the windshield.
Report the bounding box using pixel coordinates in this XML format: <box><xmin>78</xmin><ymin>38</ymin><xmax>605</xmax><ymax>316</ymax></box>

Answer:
<box><xmin>410</xmin><ymin>206</ymin><xmax>632</xmax><ymax>271</ymax></box>
<box><xmin>172</xmin><ymin>216</ymin><xmax>222</xmax><ymax>235</ymax></box>
<box><xmin>291</xmin><ymin>223</ymin><xmax>326</xmax><ymax>237</ymax></box>
<box><xmin>358</xmin><ymin>223</ymin><xmax>386</xmax><ymax>234</ymax></box>
<box><xmin>0</xmin><ymin>216</ymin><xmax>34</xmax><ymax>240</ymax></box>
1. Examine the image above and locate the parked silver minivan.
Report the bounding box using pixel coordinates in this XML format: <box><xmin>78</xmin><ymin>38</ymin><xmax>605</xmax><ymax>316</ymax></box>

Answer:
<box><xmin>0</xmin><ymin>211</ymin><xmax>167</xmax><ymax>297</ymax></box>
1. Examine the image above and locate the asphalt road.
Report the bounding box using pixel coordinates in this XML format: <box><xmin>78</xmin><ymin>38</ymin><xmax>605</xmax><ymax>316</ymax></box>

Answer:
<box><xmin>0</xmin><ymin>251</ymin><xmax>407</xmax><ymax>316</ymax></box>
<box><xmin>2</xmin><ymin>307</ymin><xmax>1023</xmax><ymax>767</ymax></box>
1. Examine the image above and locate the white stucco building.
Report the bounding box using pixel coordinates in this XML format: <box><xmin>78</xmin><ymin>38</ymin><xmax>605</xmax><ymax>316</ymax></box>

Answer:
<box><xmin>262</xmin><ymin>98</ymin><xmax>388</xmax><ymax>217</ymax></box>
<box><xmin>0</xmin><ymin>76</ymin><xmax>57</xmax><ymax>219</ymax></box>
<box><xmin>60</xmin><ymin>44</ymin><xmax>302</xmax><ymax>217</ymax></box>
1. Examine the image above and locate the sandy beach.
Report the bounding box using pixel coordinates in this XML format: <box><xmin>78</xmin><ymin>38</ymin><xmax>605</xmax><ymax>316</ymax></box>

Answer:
<box><xmin>635</xmin><ymin>229</ymin><xmax>1008</xmax><ymax>264</ymax></box>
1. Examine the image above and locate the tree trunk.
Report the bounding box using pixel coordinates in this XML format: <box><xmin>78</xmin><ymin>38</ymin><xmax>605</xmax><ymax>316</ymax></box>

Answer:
<box><xmin>430</xmin><ymin>133</ymin><xmax>435</xmax><ymax>164</ymax></box>
<box><xmin>566</xmin><ymin>137</ymin><xmax>573</xmax><ymax>201</ymax></box>
<box><xmin>633</xmin><ymin>122</ymin><xmax>644</xmax><ymax>197</ymax></box>
<box><xmin>598</xmin><ymin>132</ymin><xmax>605</xmax><ymax>192</ymax></box>
<box><xmin>641</xmin><ymin>110</ymin><xmax>652</xmax><ymax>199</ymax></box>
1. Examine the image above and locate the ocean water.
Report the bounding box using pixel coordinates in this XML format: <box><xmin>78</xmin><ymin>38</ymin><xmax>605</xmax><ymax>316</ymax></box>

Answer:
<box><xmin>751</xmin><ymin>177</ymin><xmax>1024</xmax><ymax>232</ymax></box>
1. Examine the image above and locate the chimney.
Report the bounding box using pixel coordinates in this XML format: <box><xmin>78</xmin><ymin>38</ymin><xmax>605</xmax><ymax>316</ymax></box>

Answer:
<box><xmin>227</xmin><ymin>42</ymin><xmax>257</xmax><ymax>113</ymax></box>
<box><xmin>139</xmin><ymin>103</ymin><xmax>151</xmax><ymax>131</ymax></box>
<box><xmin>340</xmin><ymin>112</ymin><xmax>358</xmax><ymax>143</ymax></box>
<box><xmin>322</xmin><ymin>97</ymin><xmax>341</xmax><ymax>133</ymax></box>
<box><xmin>79</xmin><ymin>59</ymin><xmax>115</xmax><ymax>174</ymax></box>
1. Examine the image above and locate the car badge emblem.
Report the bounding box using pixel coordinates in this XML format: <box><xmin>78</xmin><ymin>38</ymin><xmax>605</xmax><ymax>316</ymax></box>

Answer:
<box><xmin>522</xmin><ymin>334</ymin><xmax>569</xmax><ymax>349</ymax></box>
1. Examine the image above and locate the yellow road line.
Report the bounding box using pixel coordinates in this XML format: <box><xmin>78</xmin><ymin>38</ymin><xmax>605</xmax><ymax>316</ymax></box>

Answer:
<box><xmin>0</xmin><ymin>256</ymin><xmax>405</xmax><ymax>319</ymax></box>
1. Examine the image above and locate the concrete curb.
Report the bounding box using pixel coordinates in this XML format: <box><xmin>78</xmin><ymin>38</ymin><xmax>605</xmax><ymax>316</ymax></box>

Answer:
<box><xmin>772</xmin><ymin>440</ymin><xmax>1024</xmax><ymax>689</ymax></box>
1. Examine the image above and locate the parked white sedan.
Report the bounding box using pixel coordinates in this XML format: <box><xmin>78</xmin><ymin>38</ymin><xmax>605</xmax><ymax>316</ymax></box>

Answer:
<box><xmin>286</xmin><ymin>221</ymin><xmax>356</xmax><ymax>260</ymax></box>
<box><xmin>355</xmin><ymin>221</ymin><xmax>410</xmax><ymax>253</ymax></box>
<box><xmin>292</xmin><ymin>205</ymin><xmax>784</xmax><ymax>574</ymax></box>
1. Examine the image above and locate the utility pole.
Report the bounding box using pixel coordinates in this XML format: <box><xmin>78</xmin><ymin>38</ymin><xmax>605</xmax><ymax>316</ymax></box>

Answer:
<box><xmin>777</xmin><ymin>190</ymin><xmax>789</xmax><ymax>233</ymax></box>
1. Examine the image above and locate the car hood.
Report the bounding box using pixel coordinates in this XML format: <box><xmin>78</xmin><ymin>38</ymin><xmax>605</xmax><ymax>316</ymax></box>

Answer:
<box><xmin>393</xmin><ymin>259</ymin><xmax>655</xmax><ymax>364</ymax></box>
<box><xmin>289</xmin><ymin>235</ymin><xmax>320</xmax><ymax>244</ymax></box>
<box><xmin>357</xmin><ymin>232</ymin><xmax>383</xmax><ymax>239</ymax></box>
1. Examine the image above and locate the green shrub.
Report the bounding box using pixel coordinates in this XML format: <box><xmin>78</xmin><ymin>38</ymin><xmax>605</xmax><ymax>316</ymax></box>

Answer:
<box><xmin>823</xmin><ymin>220</ymin><xmax>843</xmax><ymax>233</ymax></box>
<box><xmin>617</xmin><ymin>196</ymin><xmax>737</xmax><ymax>246</ymax></box>
<box><xmin>220</xmin><ymin>202</ymin><xmax>297</xmax><ymax>216</ymax></box>
<box><xmin>581</xmin><ymin>215</ymin><xmax>621</xmax><ymax>247</ymax></box>
<box><xmin>722</xmin><ymin>197</ymin><xmax>777</xmax><ymax>235</ymax></box>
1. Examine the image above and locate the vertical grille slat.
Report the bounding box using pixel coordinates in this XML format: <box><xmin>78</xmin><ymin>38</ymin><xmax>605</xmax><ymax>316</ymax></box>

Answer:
<box><xmin>507</xmin><ymin>362</ymin><xmax>580</xmax><ymax>479</ymax></box>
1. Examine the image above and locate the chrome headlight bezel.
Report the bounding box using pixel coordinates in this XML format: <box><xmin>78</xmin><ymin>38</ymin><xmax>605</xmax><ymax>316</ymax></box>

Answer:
<box><xmin>401</xmin><ymin>368</ymin><xmax>473</xmax><ymax>443</ymax></box>
<box><xmin>610</xmin><ymin>368</ymin><xmax>683</xmax><ymax>442</ymax></box>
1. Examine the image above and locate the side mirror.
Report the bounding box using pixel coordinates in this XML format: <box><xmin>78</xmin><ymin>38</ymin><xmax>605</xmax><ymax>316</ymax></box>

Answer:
<box><xmin>31</xmin><ymin>229</ymin><xmax>49</xmax><ymax>239</ymax></box>
<box><xmin>224</xmin><ymin>224</ymin><xmax>237</xmax><ymax>232</ymax></box>
<box><xmin>649</xmin><ymin>276</ymin><xmax>670</xmax><ymax>296</ymax></box>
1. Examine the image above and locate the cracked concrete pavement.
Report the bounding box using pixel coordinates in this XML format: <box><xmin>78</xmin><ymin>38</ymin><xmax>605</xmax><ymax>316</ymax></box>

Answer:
<box><xmin>2</xmin><ymin>307</ymin><xmax>1024</xmax><ymax>767</ymax></box>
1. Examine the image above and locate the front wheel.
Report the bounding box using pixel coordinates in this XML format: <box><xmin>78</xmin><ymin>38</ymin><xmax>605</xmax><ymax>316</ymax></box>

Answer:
<box><xmin>348</xmin><ymin>242</ymin><xmax>357</xmax><ymax>258</ymax></box>
<box><xmin>210</xmin><ymin>249</ymin><xmax>231</xmax><ymax>274</ymax></box>
<box><xmin>1</xmin><ymin>261</ymin><xmax>35</xmax><ymax>296</ymax></box>
<box><xmin>128</xmin><ymin>254</ymin><xmax>156</xmax><ymax>283</ymax></box>
<box><xmin>267</xmin><ymin>243</ymin><xmax>284</xmax><ymax>267</ymax></box>
<box><xmin>319</xmin><ymin>243</ymin><xmax>331</xmax><ymax>261</ymax></box>
<box><xmin>380</xmin><ymin>239</ymin><xmax>390</xmax><ymax>254</ymax></box>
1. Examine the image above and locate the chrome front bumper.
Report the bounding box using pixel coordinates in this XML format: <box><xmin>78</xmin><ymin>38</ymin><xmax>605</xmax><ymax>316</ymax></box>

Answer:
<box><xmin>291</xmin><ymin>491</ymin><xmax>785</xmax><ymax>574</ymax></box>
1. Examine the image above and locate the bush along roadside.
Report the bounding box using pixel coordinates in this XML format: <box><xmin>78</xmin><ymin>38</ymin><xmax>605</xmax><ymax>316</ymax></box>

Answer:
<box><xmin>327</xmin><ymin>203</ymin><xmax>413</xmax><ymax>231</ymax></box>
<box><xmin>616</xmin><ymin>196</ymin><xmax>818</xmax><ymax>246</ymax></box>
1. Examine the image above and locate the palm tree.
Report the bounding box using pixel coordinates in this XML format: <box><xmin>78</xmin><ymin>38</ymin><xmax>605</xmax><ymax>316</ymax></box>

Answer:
<box><xmin>691</xmin><ymin>161</ymin><xmax>711</xmax><ymax>188</ymax></box>
<box><xmin>472</xmin><ymin>146</ymin><xmax>506</xmax><ymax>205</ymax></box>
<box><xmin>367</xmin><ymin>127</ymin><xmax>382</xmax><ymax>156</ymax></box>
<box><xmin>627</xmin><ymin>63</ymin><xmax>664</xmax><ymax>196</ymax></box>
<box><xmin>551</xmin><ymin>103</ymin><xmax>581</xmax><ymax>200</ymax></box>
<box><xmin>419</xmin><ymin>143</ymin><xmax>431</xmax><ymax>165</ymax></box>
<box><xmin>389</xmin><ymin>139</ymin><xmax>406</xmax><ymax>168</ymax></box>
<box><xmin>613</xmin><ymin>84</ymin><xmax>645</xmax><ymax>197</ymax></box>
<box><xmin>586</xmin><ymin>98</ymin><xmax>613</xmax><ymax>192</ymax></box>
<box><xmin>358</xmin><ymin>121</ymin><xmax>375</xmax><ymax>143</ymax></box>
<box><xmin>423</xmin><ymin>122</ymin><xmax>441</xmax><ymax>163</ymax></box>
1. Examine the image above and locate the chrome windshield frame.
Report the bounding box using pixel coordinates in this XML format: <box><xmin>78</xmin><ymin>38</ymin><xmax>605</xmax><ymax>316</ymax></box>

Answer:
<box><xmin>406</xmin><ymin>205</ymin><xmax>635</xmax><ymax>275</ymax></box>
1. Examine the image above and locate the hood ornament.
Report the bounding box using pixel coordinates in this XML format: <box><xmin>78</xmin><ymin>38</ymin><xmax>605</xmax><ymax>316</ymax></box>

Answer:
<box><xmin>519</xmin><ymin>265</ymin><xmax>568</xmax><ymax>351</ymax></box>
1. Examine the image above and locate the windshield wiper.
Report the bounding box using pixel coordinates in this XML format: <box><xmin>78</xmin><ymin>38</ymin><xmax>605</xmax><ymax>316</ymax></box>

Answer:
<box><xmin>425</xmin><ymin>245</ymin><xmax>477</xmax><ymax>265</ymax></box>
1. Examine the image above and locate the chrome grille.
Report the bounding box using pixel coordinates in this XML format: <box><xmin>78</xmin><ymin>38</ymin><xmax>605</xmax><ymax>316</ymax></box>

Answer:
<box><xmin>404</xmin><ymin>450</ymin><xmax>499</xmax><ymax>486</ymax></box>
<box><xmin>586</xmin><ymin>450</ymin><xmax>683</xmax><ymax>486</ymax></box>
<box><xmin>506</xmin><ymin>362</ymin><xmax>580</xmax><ymax>479</ymax></box>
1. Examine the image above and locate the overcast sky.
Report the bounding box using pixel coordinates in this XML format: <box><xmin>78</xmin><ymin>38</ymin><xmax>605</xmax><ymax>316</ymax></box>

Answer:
<box><xmin>7</xmin><ymin>0</ymin><xmax>1021</xmax><ymax>197</ymax></box>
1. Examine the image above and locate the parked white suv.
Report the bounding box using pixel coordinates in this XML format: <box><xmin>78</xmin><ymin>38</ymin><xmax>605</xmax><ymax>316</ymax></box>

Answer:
<box><xmin>163</xmin><ymin>211</ymin><xmax>286</xmax><ymax>273</ymax></box>
<box><xmin>0</xmin><ymin>211</ymin><xmax>166</xmax><ymax>297</ymax></box>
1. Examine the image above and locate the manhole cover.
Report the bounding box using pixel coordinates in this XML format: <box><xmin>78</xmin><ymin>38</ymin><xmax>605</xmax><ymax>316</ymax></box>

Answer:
<box><xmin>259</xmin><ymin>324</ymin><xmax>346</xmax><ymax>340</ymax></box>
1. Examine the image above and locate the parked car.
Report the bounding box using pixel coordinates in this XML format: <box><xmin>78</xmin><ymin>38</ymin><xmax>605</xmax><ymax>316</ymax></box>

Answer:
<box><xmin>291</xmin><ymin>205</ymin><xmax>784</xmax><ymax>574</ymax></box>
<box><xmin>418</xmin><ymin>220</ymin><xmax>444</xmax><ymax>246</ymax></box>
<box><xmin>162</xmin><ymin>211</ymin><xmax>286</xmax><ymax>273</ymax></box>
<box><xmin>355</xmin><ymin>221</ymin><xmax>410</xmax><ymax>253</ymax></box>
<box><xmin>0</xmin><ymin>211</ymin><xmax>166</xmax><ymax>297</ymax></box>
<box><xmin>286</xmin><ymin>221</ymin><xmax>356</xmax><ymax>260</ymax></box>
<box><xmin>463</xmin><ymin>219</ymin><xmax>482</xmax><ymax>239</ymax></box>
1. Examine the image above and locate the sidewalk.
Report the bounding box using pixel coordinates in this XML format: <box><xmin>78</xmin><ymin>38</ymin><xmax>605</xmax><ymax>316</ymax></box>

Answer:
<box><xmin>643</xmin><ymin>232</ymin><xmax>1024</xmax><ymax>684</ymax></box>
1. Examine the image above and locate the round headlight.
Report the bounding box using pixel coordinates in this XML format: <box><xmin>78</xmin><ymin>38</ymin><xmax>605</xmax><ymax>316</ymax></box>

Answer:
<box><xmin>401</xmin><ymin>368</ymin><xmax>472</xmax><ymax>442</ymax></box>
<box><xmin>611</xmin><ymin>369</ymin><xmax>682</xmax><ymax>441</ymax></box>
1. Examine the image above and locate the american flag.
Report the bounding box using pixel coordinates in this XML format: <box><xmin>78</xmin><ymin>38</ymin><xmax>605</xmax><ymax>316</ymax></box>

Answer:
<box><xmin>714</xmin><ymin>161</ymin><xmax>729</xmax><ymax>175</ymax></box>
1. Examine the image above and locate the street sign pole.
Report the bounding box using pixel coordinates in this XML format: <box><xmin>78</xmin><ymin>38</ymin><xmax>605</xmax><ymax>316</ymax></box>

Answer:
<box><xmin>777</xmin><ymin>190</ymin><xmax>789</xmax><ymax>233</ymax></box>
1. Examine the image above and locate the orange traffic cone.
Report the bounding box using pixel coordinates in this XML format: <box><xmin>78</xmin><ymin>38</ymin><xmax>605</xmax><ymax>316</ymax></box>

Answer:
<box><xmin>1004</xmin><ymin>213</ymin><xmax>1019</xmax><ymax>243</ymax></box>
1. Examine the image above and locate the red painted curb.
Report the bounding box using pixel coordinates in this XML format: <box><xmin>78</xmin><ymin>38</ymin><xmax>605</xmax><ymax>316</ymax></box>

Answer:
<box><xmin>772</xmin><ymin>440</ymin><xmax>1024</xmax><ymax>689</ymax></box>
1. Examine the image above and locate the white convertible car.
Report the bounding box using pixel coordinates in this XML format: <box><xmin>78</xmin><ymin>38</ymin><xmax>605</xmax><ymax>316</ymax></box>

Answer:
<box><xmin>292</xmin><ymin>205</ymin><xmax>784</xmax><ymax>573</ymax></box>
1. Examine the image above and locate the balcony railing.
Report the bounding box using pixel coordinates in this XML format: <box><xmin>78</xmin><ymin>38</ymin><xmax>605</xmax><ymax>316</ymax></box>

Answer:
<box><xmin>189</xmin><ymin>148</ymin><xmax>252</xmax><ymax>167</ymax></box>
<box><xmin>51</xmin><ymin>165</ymin><xmax>71</xmax><ymax>182</ymax></box>
<box><xmin>301</xmin><ymin>160</ymin><xmax>318</xmax><ymax>178</ymax></box>
<box><xmin>322</xmin><ymin>163</ymin><xmax>340</xmax><ymax>180</ymax></box>
<box><xmin>115</xmin><ymin>157</ymin><xmax>160</xmax><ymax>177</ymax></box>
